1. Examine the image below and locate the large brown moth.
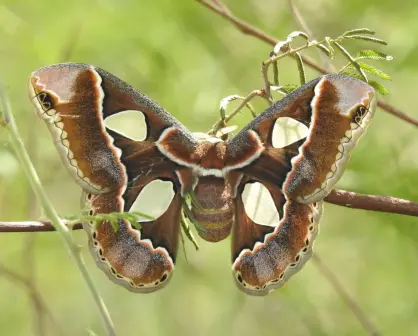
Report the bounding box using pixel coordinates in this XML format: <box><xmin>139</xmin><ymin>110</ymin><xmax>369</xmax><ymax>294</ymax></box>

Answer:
<box><xmin>28</xmin><ymin>63</ymin><xmax>376</xmax><ymax>295</ymax></box>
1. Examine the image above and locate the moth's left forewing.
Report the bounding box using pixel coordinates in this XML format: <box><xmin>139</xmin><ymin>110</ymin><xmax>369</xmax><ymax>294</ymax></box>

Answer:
<box><xmin>28</xmin><ymin>63</ymin><xmax>199</xmax><ymax>194</ymax></box>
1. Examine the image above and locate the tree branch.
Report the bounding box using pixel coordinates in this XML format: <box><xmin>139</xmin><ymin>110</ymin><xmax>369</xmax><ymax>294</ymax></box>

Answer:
<box><xmin>0</xmin><ymin>220</ymin><xmax>83</xmax><ymax>232</ymax></box>
<box><xmin>0</xmin><ymin>190</ymin><xmax>415</xmax><ymax>233</ymax></box>
<box><xmin>195</xmin><ymin>0</ymin><xmax>418</xmax><ymax>128</ymax></box>
<box><xmin>325</xmin><ymin>190</ymin><xmax>418</xmax><ymax>216</ymax></box>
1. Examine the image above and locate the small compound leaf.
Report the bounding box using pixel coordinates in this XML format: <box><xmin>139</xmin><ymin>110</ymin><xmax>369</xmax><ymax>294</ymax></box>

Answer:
<box><xmin>343</xmin><ymin>28</ymin><xmax>375</xmax><ymax>36</ymax></box>
<box><xmin>333</xmin><ymin>41</ymin><xmax>368</xmax><ymax>82</ymax></box>
<box><xmin>357</xmin><ymin>49</ymin><xmax>394</xmax><ymax>61</ymax></box>
<box><xmin>369</xmin><ymin>80</ymin><xmax>389</xmax><ymax>95</ymax></box>
<box><xmin>316</xmin><ymin>43</ymin><xmax>331</xmax><ymax>56</ymax></box>
<box><xmin>357</xmin><ymin>62</ymin><xmax>391</xmax><ymax>80</ymax></box>
<box><xmin>281</xmin><ymin>84</ymin><xmax>299</xmax><ymax>94</ymax></box>
<box><xmin>295</xmin><ymin>52</ymin><xmax>306</xmax><ymax>85</ymax></box>
<box><xmin>346</xmin><ymin>35</ymin><xmax>387</xmax><ymax>45</ymax></box>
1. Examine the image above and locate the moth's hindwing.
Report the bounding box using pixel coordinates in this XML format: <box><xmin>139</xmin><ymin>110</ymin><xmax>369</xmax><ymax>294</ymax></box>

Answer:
<box><xmin>232</xmin><ymin>184</ymin><xmax>323</xmax><ymax>295</ymax></box>
<box><xmin>83</xmin><ymin>172</ymin><xmax>182</xmax><ymax>292</ymax></box>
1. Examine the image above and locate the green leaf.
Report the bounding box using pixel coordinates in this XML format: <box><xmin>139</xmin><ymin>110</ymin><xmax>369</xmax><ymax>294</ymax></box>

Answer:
<box><xmin>110</xmin><ymin>218</ymin><xmax>119</xmax><ymax>232</ymax></box>
<box><xmin>369</xmin><ymin>80</ymin><xmax>389</xmax><ymax>95</ymax></box>
<box><xmin>281</xmin><ymin>84</ymin><xmax>299</xmax><ymax>94</ymax></box>
<box><xmin>343</xmin><ymin>28</ymin><xmax>375</xmax><ymax>36</ymax></box>
<box><xmin>333</xmin><ymin>41</ymin><xmax>368</xmax><ymax>82</ymax></box>
<box><xmin>272</xmin><ymin>60</ymin><xmax>279</xmax><ymax>85</ymax></box>
<box><xmin>180</xmin><ymin>215</ymin><xmax>200</xmax><ymax>251</ymax></box>
<box><xmin>287</xmin><ymin>31</ymin><xmax>309</xmax><ymax>44</ymax></box>
<box><xmin>316</xmin><ymin>43</ymin><xmax>331</xmax><ymax>56</ymax></box>
<box><xmin>342</xmin><ymin>71</ymin><xmax>365</xmax><ymax>81</ymax></box>
<box><xmin>346</xmin><ymin>35</ymin><xmax>387</xmax><ymax>45</ymax></box>
<box><xmin>270</xmin><ymin>86</ymin><xmax>287</xmax><ymax>95</ymax></box>
<box><xmin>357</xmin><ymin>62</ymin><xmax>391</xmax><ymax>80</ymax></box>
<box><xmin>357</xmin><ymin>49</ymin><xmax>393</xmax><ymax>61</ymax></box>
<box><xmin>295</xmin><ymin>52</ymin><xmax>306</xmax><ymax>85</ymax></box>
<box><xmin>273</xmin><ymin>39</ymin><xmax>290</xmax><ymax>54</ymax></box>
<box><xmin>324</xmin><ymin>37</ymin><xmax>335</xmax><ymax>58</ymax></box>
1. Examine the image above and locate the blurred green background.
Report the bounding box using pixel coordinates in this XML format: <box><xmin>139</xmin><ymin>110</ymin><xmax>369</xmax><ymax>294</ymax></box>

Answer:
<box><xmin>0</xmin><ymin>0</ymin><xmax>417</xmax><ymax>335</ymax></box>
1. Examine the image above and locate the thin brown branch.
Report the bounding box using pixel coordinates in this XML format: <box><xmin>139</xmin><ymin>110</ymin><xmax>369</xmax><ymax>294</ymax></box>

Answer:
<box><xmin>0</xmin><ymin>190</ymin><xmax>416</xmax><ymax>233</ymax></box>
<box><xmin>376</xmin><ymin>100</ymin><xmax>418</xmax><ymax>127</ymax></box>
<box><xmin>312</xmin><ymin>255</ymin><xmax>381</xmax><ymax>336</ymax></box>
<box><xmin>325</xmin><ymin>189</ymin><xmax>418</xmax><ymax>216</ymax></box>
<box><xmin>196</xmin><ymin>0</ymin><xmax>418</xmax><ymax>128</ymax></box>
<box><xmin>0</xmin><ymin>220</ymin><xmax>83</xmax><ymax>232</ymax></box>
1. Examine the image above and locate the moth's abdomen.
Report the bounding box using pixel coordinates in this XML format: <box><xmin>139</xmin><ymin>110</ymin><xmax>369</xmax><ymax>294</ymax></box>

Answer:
<box><xmin>283</xmin><ymin>75</ymin><xmax>376</xmax><ymax>203</ymax></box>
<box><xmin>191</xmin><ymin>177</ymin><xmax>234</xmax><ymax>242</ymax></box>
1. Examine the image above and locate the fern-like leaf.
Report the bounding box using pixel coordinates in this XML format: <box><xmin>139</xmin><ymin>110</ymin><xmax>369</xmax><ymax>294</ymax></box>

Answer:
<box><xmin>346</xmin><ymin>35</ymin><xmax>387</xmax><ymax>45</ymax></box>
<box><xmin>357</xmin><ymin>62</ymin><xmax>392</xmax><ymax>80</ymax></box>
<box><xmin>357</xmin><ymin>49</ymin><xmax>393</xmax><ymax>61</ymax></box>
<box><xmin>369</xmin><ymin>80</ymin><xmax>389</xmax><ymax>95</ymax></box>
<box><xmin>316</xmin><ymin>43</ymin><xmax>331</xmax><ymax>56</ymax></box>
<box><xmin>295</xmin><ymin>52</ymin><xmax>306</xmax><ymax>85</ymax></box>
<box><xmin>343</xmin><ymin>28</ymin><xmax>375</xmax><ymax>36</ymax></box>
<box><xmin>333</xmin><ymin>41</ymin><xmax>368</xmax><ymax>82</ymax></box>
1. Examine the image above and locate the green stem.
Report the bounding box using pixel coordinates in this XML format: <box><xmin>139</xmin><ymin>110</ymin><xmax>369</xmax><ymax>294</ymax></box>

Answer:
<box><xmin>0</xmin><ymin>81</ymin><xmax>117</xmax><ymax>336</ymax></box>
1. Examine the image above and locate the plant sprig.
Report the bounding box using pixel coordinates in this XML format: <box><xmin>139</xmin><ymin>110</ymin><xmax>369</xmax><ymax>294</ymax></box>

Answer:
<box><xmin>213</xmin><ymin>27</ymin><xmax>392</xmax><ymax>134</ymax></box>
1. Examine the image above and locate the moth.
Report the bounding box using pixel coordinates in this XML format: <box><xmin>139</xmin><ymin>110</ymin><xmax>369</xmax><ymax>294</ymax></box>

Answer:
<box><xmin>28</xmin><ymin>63</ymin><xmax>376</xmax><ymax>295</ymax></box>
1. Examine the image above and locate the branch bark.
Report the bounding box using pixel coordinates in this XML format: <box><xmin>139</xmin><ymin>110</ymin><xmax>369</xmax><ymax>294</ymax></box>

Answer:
<box><xmin>325</xmin><ymin>189</ymin><xmax>418</xmax><ymax>216</ymax></box>
<box><xmin>0</xmin><ymin>190</ymin><xmax>416</xmax><ymax>233</ymax></box>
<box><xmin>195</xmin><ymin>0</ymin><xmax>418</xmax><ymax>128</ymax></box>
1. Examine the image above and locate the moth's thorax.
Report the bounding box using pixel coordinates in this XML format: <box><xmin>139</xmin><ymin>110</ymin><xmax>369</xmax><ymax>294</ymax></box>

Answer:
<box><xmin>191</xmin><ymin>176</ymin><xmax>234</xmax><ymax>242</ymax></box>
<box><xmin>191</xmin><ymin>140</ymin><xmax>227</xmax><ymax>170</ymax></box>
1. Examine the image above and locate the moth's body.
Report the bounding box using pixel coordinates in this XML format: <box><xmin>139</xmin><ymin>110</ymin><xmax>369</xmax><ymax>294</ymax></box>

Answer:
<box><xmin>28</xmin><ymin>63</ymin><xmax>376</xmax><ymax>295</ymax></box>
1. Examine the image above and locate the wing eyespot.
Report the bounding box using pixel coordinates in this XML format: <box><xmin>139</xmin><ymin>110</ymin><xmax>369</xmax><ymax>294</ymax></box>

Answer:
<box><xmin>35</xmin><ymin>91</ymin><xmax>53</xmax><ymax>112</ymax></box>
<box><xmin>237</xmin><ymin>273</ymin><xmax>243</xmax><ymax>283</ymax></box>
<box><xmin>353</xmin><ymin>105</ymin><xmax>369</xmax><ymax>125</ymax></box>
